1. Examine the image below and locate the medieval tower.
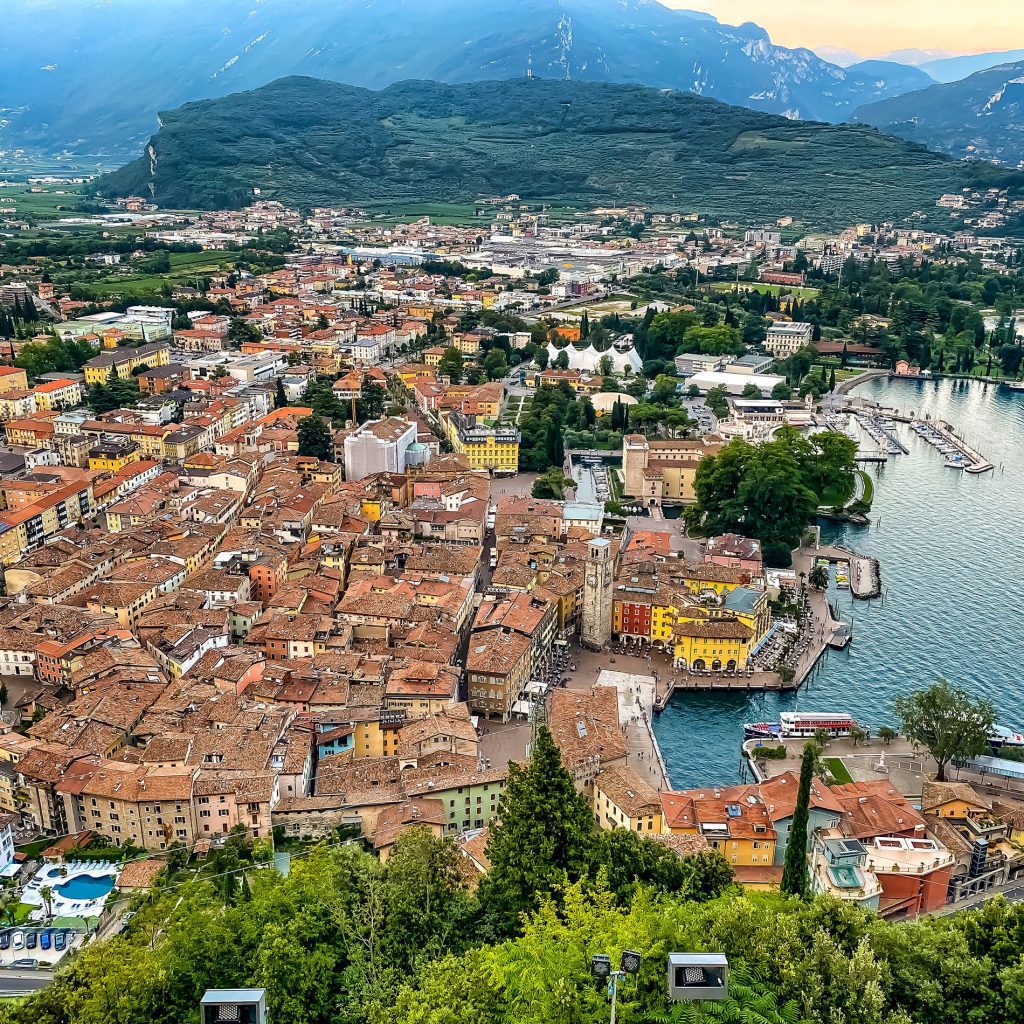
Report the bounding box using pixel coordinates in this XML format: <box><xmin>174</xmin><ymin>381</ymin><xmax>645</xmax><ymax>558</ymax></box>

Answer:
<box><xmin>581</xmin><ymin>537</ymin><xmax>613</xmax><ymax>650</ymax></box>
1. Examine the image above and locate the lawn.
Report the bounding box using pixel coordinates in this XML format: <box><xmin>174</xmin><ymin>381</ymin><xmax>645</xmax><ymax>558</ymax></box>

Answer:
<box><xmin>709</xmin><ymin>282</ymin><xmax>821</xmax><ymax>299</ymax></box>
<box><xmin>856</xmin><ymin>470</ymin><xmax>874</xmax><ymax>508</ymax></box>
<box><xmin>823</xmin><ymin>757</ymin><xmax>853</xmax><ymax>785</ymax></box>
<box><xmin>14</xmin><ymin>837</ymin><xmax>52</xmax><ymax>860</ymax></box>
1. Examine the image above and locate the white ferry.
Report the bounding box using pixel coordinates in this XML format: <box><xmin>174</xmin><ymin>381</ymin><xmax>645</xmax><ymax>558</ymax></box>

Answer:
<box><xmin>744</xmin><ymin>712</ymin><xmax>862</xmax><ymax>740</ymax></box>
<box><xmin>989</xmin><ymin>724</ymin><xmax>1024</xmax><ymax>749</ymax></box>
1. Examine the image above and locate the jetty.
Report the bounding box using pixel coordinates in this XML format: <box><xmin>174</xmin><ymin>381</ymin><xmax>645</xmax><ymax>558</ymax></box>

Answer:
<box><xmin>925</xmin><ymin>420</ymin><xmax>993</xmax><ymax>474</ymax></box>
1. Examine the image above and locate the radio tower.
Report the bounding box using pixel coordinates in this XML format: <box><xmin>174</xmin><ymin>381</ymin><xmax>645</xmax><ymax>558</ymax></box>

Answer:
<box><xmin>526</xmin><ymin>51</ymin><xmax>534</xmax><ymax>80</ymax></box>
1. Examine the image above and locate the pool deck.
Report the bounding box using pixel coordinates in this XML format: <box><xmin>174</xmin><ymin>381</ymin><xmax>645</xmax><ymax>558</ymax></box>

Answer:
<box><xmin>22</xmin><ymin>861</ymin><xmax>119</xmax><ymax>920</ymax></box>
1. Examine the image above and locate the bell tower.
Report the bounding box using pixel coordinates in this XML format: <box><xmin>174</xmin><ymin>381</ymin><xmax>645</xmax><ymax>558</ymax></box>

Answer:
<box><xmin>581</xmin><ymin>537</ymin><xmax>613</xmax><ymax>650</ymax></box>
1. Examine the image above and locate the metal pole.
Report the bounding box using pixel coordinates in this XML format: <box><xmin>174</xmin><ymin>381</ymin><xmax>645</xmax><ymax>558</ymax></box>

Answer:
<box><xmin>609</xmin><ymin>972</ymin><xmax>620</xmax><ymax>1024</ymax></box>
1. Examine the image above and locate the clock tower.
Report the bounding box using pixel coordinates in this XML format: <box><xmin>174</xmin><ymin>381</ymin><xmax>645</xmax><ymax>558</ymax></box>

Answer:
<box><xmin>581</xmin><ymin>537</ymin><xmax>613</xmax><ymax>650</ymax></box>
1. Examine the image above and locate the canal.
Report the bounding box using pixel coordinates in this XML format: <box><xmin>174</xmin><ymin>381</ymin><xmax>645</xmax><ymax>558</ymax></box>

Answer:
<box><xmin>653</xmin><ymin>376</ymin><xmax>1024</xmax><ymax>787</ymax></box>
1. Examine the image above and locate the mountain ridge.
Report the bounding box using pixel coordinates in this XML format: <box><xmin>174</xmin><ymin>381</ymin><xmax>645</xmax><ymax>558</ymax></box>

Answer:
<box><xmin>853</xmin><ymin>61</ymin><xmax>1024</xmax><ymax>166</ymax></box>
<box><xmin>0</xmin><ymin>0</ymin><xmax>943</xmax><ymax>155</ymax></box>
<box><xmin>95</xmin><ymin>76</ymin><xmax>1017</xmax><ymax>227</ymax></box>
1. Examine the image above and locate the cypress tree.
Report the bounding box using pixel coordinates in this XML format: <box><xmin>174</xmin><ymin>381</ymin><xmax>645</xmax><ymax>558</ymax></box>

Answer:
<box><xmin>781</xmin><ymin>743</ymin><xmax>815</xmax><ymax>897</ymax></box>
<box><xmin>829</xmin><ymin>368</ymin><xmax>836</xmax><ymax>391</ymax></box>
<box><xmin>478</xmin><ymin>726</ymin><xmax>596</xmax><ymax>935</ymax></box>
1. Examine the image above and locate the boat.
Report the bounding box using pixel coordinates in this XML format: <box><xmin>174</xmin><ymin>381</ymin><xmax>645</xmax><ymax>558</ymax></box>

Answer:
<box><xmin>744</xmin><ymin>712</ymin><xmax>863</xmax><ymax>740</ymax></box>
<box><xmin>780</xmin><ymin>712</ymin><xmax>862</xmax><ymax>738</ymax></box>
<box><xmin>743</xmin><ymin>722</ymin><xmax>781</xmax><ymax>740</ymax></box>
<box><xmin>1006</xmin><ymin>381</ymin><xmax>1024</xmax><ymax>392</ymax></box>
<box><xmin>989</xmin><ymin>724</ymin><xmax>1024</xmax><ymax>749</ymax></box>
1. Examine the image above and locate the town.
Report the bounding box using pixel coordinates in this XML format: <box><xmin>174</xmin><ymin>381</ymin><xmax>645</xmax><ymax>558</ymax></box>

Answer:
<box><xmin>0</xmin><ymin>186</ymin><xmax>1021</xmax><ymax>997</ymax></box>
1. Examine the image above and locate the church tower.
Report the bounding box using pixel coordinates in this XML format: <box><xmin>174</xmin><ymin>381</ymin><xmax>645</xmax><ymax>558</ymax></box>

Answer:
<box><xmin>581</xmin><ymin>537</ymin><xmax>613</xmax><ymax>650</ymax></box>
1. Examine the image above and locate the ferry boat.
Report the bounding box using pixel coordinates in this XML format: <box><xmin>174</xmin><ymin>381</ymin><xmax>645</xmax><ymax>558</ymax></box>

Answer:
<box><xmin>744</xmin><ymin>712</ymin><xmax>862</xmax><ymax>740</ymax></box>
<box><xmin>989</xmin><ymin>724</ymin><xmax>1024</xmax><ymax>749</ymax></box>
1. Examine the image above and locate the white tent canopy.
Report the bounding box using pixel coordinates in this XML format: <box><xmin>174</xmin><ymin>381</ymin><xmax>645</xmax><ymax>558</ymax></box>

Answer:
<box><xmin>545</xmin><ymin>338</ymin><xmax>643</xmax><ymax>375</ymax></box>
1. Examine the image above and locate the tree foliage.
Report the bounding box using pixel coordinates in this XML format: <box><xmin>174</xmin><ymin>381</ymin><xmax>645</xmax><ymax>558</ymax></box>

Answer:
<box><xmin>894</xmin><ymin>678</ymin><xmax>996</xmax><ymax>781</ymax></box>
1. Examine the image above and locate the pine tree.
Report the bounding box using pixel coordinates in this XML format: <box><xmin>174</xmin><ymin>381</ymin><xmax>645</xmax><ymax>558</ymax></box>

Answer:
<box><xmin>296</xmin><ymin>414</ymin><xmax>333</xmax><ymax>462</ymax></box>
<box><xmin>275</xmin><ymin>376</ymin><xmax>287</xmax><ymax>409</ymax></box>
<box><xmin>580</xmin><ymin>311</ymin><xmax>590</xmax><ymax>339</ymax></box>
<box><xmin>479</xmin><ymin>726</ymin><xmax>596</xmax><ymax>935</ymax></box>
<box><xmin>829</xmin><ymin>368</ymin><xmax>836</xmax><ymax>391</ymax></box>
<box><xmin>780</xmin><ymin>743</ymin><xmax>815</xmax><ymax>897</ymax></box>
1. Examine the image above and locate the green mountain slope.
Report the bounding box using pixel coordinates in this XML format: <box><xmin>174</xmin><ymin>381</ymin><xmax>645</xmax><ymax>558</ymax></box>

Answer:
<box><xmin>853</xmin><ymin>61</ymin><xmax>1024</xmax><ymax>165</ymax></box>
<box><xmin>96</xmin><ymin>77</ymin><xmax>1015</xmax><ymax>226</ymax></box>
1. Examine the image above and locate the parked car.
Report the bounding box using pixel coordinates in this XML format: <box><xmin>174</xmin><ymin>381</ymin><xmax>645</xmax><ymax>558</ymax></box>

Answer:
<box><xmin>12</xmin><ymin>931</ymin><xmax>24</xmax><ymax>950</ymax></box>
<box><xmin>12</xmin><ymin>958</ymin><xmax>37</xmax><ymax>969</ymax></box>
<box><xmin>54</xmin><ymin>931</ymin><xmax>66</xmax><ymax>952</ymax></box>
<box><xmin>39</xmin><ymin>931</ymin><xmax>51</xmax><ymax>951</ymax></box>
<box><xmin>0</xmin><ymin>931</ymin><xmax>9</xmax><ymax>950</ymax></box>
<box><xmin>26</xmin><ymin>932</ymin><xmax>36</xmax><ymax>950</ymax></box>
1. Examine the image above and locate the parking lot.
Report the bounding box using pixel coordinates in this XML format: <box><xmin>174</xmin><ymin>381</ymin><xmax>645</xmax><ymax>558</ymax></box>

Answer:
<box><xmin>0</xmin><ymin>926</ymin><xmax>80</xmax><ymax>968</ymax></box>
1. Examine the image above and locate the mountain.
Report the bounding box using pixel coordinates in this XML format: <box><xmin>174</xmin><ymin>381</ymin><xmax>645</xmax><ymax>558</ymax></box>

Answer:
<box><xmin>0</xmin><ymin>0</ymin><xmax>937</xmax><ymax>157</ymax></box>
<box><xmin>844</xmin><ymin>61</ymin><xmax>933</xmax><ymax>93</ymax></box>
<box><xmin>853</xmin><ymin>61</ymin><xmax>1024</xmax><ymax>166</ymax></box>
<box><xmin>811</xmin><ymin>46</ymin><xmax>865</xmax><ymax>68</ymax></box>
<box><xmin>872</xmin><ymin>48</ymin><xmax>965</xmax><ymax>66</ymax></box>
<box><xmin>919</xmin><ymin>49</ymin><xmax>1024</xmax><ymax>83</ymax></box>
<box><xmin>95</xmin><ymin>77</ymin><xmax>1013</xmax><ymax>227</ymax></box>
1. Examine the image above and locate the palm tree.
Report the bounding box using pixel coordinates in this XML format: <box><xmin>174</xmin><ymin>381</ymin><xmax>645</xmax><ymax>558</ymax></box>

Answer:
<box><xmin>39</xmin><ymin>885</ymin><xmax>54</xmax><ymax>924</ymax></box>
<box><xmin>808</xmin><ymin>565</ymin><xmax>829</xmax><ymax>591</ymax></box>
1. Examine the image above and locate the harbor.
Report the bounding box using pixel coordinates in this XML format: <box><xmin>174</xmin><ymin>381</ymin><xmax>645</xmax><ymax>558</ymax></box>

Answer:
<box><xmin>654</xmin><ymin>375</ymin><xmax>1024</xmax><ymax>788</ymax></box>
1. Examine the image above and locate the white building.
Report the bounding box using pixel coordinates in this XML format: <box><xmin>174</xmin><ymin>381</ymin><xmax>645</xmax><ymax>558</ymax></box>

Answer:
<box><xmin>685</xmin><ymin>370</ymin><xmax>785</xmax><ymax>396</ymax></box>
<box><xmin>765</xmin><ymin>322</ymin><xmax>814</xmax><ymax>357</ymax></box>
<box><xmin>344</xmin><ymin>417</ymin><xmax>417</xmax><ymax>481</ymax></box>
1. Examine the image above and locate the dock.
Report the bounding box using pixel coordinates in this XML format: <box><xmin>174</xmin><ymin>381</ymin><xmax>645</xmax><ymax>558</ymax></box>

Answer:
<box><xmin>925</xmin><ymin>420</ymin><xmax>993</xmax><ymax>474</ymax></box>
<box><xmin>808</xmin><ymin>543</ymin><xmax>881</xmax><ymax>600</ymax></box>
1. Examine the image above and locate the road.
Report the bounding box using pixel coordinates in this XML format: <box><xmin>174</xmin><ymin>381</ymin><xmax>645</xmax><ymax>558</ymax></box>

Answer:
<box><xmin>0</xmin><ymin>967</ymin><xmax>54</xmax><ymax>995</ymax></box>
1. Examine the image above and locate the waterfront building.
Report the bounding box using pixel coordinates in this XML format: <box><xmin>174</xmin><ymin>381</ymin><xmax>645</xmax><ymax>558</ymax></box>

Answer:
<box><xmin>592</xmin><ymin>765</ymin><xmax>663</xmax><ymax>833</ymax></box>
<box><xmin>621</xmin><ymin>434</ymin><xmax>722</xmax><ymax>506</ymax></box>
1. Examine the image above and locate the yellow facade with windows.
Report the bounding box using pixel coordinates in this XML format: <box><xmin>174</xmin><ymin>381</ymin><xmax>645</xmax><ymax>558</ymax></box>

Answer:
<box><xmin>88</xmin><ymin>448</ymin><xmax>142</xmax><ymax>473</ymax></box>
<box><xmin>83</xmin><ymin>343</ymin><xmax>171</xmax><ymax>384</ymax></box>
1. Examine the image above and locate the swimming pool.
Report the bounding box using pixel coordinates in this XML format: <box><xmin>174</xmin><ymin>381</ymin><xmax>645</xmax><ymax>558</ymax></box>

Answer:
<box><xmin>53</xmin><ymin>874</ymin><xmax>115</xmax><ymax>900</ymax></box>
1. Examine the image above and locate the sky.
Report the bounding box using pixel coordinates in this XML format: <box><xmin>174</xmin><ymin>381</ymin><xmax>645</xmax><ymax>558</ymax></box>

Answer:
<box><xmin>670</xmin><ymin>1</ymin><xmax>1023</xmax><ymax>56</ymax></box>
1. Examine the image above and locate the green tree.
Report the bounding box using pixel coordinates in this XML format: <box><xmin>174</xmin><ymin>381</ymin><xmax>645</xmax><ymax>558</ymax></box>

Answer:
<box><xmin>553</xmin><ymin>350</ymin><xmax>570</xmax><ymax>371</ymax></box>
<box><xmin>357</xmin><ymin>376</ymin><xmax>386</xmax><ymax>422</ymax></box>
<box><xmin>437</xmin><ymin>346</ymin><xmax>464</xmax><ymax>383</ymax></box>
<box><xmin>381</xmin><ymin>827</ymin><xmax>474</xmax><ymax>971</ymax></box>
<box><xmin>894</xmin><ymin>678</ymin><xmax>996</xmax><ymax>781</ymax></box>
<box><xmin>483</xmin><ymin>348</ymin><xmax>508</xmax><ymax>381</ymax></box>
<box><xmin>296</xmin><ymin>414</ymin><xmax>333</xmax><ymax>462</ymax></box>
<box><xmin>808</xmin><ymin>565</ymin><xmax>829</xmax><ymax>590</ymax></box>
<box><xmin>780</xmin><ymin>743</ymin><xmax>815</xmax><ymax>897</ymax></box>
<box><xmin>275</xmin><ymin>376</ymin><xmax>287</xmax><ymax>409</ymax></box>
<box><xmin>478</xmin><ymin>726</ymin><xmax>596</xmax><ymax>935</ymax></box>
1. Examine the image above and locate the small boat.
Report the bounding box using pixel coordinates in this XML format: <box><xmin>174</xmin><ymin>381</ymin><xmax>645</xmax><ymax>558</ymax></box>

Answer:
<box><xmin>1005</xmin><ymin>381</ymin><xmax>1024</xmax><ymax>392</ymax></box>
<box><xmin>944</xmin><ymin>457</ymin><xmax>966</xmax><ymax>469</ymax></box>
<box><xmin>744</xmin><ymin>721</ymin><xmax>781</xmax><ymax>740</ymax></box>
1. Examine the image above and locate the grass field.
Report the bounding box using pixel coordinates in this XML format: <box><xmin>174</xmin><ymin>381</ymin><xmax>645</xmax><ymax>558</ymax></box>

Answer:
<box><xmin>77</xmin><ymin>249</ymin><xmax>242</xmax><ymax>300</ymax></box>
<box><xmin>709</xmin><ymin>282</ymin><xmax>821</xmax><ymax>299</ymax></box>
<box><xmin>0</xmin><ymin>184</ymin><xmax>85</xmax><ymax>222</ymax></box>
<box><xmin>823</xmin><ymin>757</ymin><xmax>854</xmax><ymax>784</ymax></box>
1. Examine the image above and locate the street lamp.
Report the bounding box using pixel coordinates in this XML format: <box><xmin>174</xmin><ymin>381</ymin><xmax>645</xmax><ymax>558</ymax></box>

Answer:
<box><xmin>201</xmin><ymin>989</ymin><xmax>267</xmax><ymax>1024</ymax></box>
<box><xmin>591</xmin><ymin>951</ymin><xmax>642</xmax><ymax>1024</ymax></box>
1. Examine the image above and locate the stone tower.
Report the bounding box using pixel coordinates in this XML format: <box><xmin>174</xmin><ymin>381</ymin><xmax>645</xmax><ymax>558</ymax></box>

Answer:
<box><xmin>581</xmin><ymin>537</ymin><xmax>613</xmax><ymax>650</ymax></box>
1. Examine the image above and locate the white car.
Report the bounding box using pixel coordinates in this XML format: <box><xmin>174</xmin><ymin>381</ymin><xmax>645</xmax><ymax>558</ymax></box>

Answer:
<box><xmin>11</xmin><ymin>931</ymin><xmax>24</xmax><ymax>950</ymax></box>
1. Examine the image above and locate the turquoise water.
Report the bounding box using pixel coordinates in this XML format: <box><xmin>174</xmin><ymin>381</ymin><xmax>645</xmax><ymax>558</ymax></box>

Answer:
<box><xmin>653</xmin><ymin>377</ymin><xmax>1024</xmax><ymax>787</ymax></box>
<box><xmin>54</xmin><ymin>873</ymin><xmax>115</xmax><ymax>900</ymax></box>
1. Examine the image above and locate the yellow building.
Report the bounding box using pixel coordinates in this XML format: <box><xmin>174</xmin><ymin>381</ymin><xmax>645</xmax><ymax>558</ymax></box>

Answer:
<box><xmin>661</xmin><ymin>787</ymin><xmax>777</xmax><ymax>868</ymax></box>
<box><xmin>33</xmin><ymin>378</ymin><xmax>83</xmax><ymax>411</ymax></box>
<box><xmin>441</xmin><ymin>410</ymin><xmax>519</xmax><ymax>473</ymax></box>
<box><xmin>0</xmin><ymin>367</ymin><xmax>29</xmax><ymax>393</ymax></box>
<box><xmin>88</xmin><ymin>441</ymin><xmax>142</xmax><ymax>473</ymax></box>
<box><xmin>83</xmin><ymin>342</ymin><xmax>170</xmax><ymax>384</ymax></box>
<box><xmin>423</xmin><ymin>347</ymin><xmax>446</xmax><ymax>367</ymax></box>
<box><xmin>593</xmin><ymin>766</ymin><xmax>663</xmax><ymax>833</ymax></box>
<box><xmin>671</xmin><ymin>619</ymin><xmax>753</xmax><ymax>672</ymax></box>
